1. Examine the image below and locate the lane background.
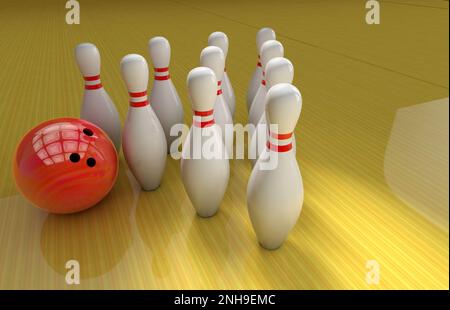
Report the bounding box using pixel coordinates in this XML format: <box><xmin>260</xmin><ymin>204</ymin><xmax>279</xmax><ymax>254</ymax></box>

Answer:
<box><xmin>0</xmin><ymin>0</ymin><xmax>448</xmax><ymax>289</ymax></box>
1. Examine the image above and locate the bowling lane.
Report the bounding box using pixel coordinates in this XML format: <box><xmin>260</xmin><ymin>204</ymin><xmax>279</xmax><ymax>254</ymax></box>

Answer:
<box><xmin>0</xmin><ymin>0</ymin><xmax>448</xmax><ymax>289</ymax></box>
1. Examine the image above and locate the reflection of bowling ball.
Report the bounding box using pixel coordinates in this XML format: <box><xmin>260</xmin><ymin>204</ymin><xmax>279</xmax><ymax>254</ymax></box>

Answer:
<box><xmin>40</xmin><ymin>162</ymin><xmax>135</xmax><ymax>279</ymax></box>
<box><xmin>13</xmin><ymin>117</ymin><xmax>118</xmax><ymax>214</ymax></box>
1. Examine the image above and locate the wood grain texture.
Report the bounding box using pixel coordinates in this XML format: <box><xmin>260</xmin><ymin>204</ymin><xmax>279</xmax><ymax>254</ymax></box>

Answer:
<box><xmin>0</xmin><ymin>0</ymin><xmax>448</xmax><ymax>289</ymax></box>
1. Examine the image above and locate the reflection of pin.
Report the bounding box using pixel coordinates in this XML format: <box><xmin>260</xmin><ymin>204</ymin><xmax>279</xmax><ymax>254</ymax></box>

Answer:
<box><xmin>75</xmin><ymin>43</ymin><xmax>122</xmax><ymax>151</ymax></box>
<box><xmin>247</xmin><ymin>83</ymin><xmax>303</xmax><ymax>250</ymax></box>
<box><xmin>208</xmin><ymin>31</ymin><xmax>235</xmax><ymax>117</ymax></box>
<box><xmin>200</xmin><ymin>46</ymin><xmax>233</xmax><ymax>156</ymax></box>
<box><xmin>248</xmin><ymin>40</ymin><xmax>284</xmax><ymax>127</ymax></box>
<box><xmin>148</xmin><ymin>37</ymin><xmax>184</xmax><ymax>152</ymax></box>
<box><xmin>247</xmin><ymin>28</ymin><xmax>276</xmax><ymax>112</ymax></box>
<box><xmin>181</xmin><ymin>67</ymin><xmax>230</xmax><ymax>218</ymax></box>
<box><xmin>120</xmin><ymin>54</ymin><xmax>167</xmax><ymax>191</ymax></box>
<box><xmin>250</xmin><ymin>57</ymin><xmax>295</xmax><ymax>166</ymax></box>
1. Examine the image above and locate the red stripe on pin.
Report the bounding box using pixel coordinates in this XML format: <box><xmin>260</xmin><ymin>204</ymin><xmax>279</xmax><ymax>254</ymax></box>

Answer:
<box><xmin>84</xmin><ymin>75</ymin><xmax>100</xmax><ymax>81</ymax></box>
<box><xmin>271</xmin><ymin>132</ymin><xmax>293</xmax><ymax>140</ymax></box>
<box><xmin>154</xmin><ymin>67</ymin><xmax>169</xmax><ymax>72</ymax></box>
<box><xmin>85</xmin><ymin>84</ymin><xmax>102</xmax><ymax>90</ymax></box>
<box><xmin>266</xmin><ymin>141</ymin><xmax>293</xmax><ymax>152</ymax></box>
<box><xmin>217</xmin><ymin>81</ymin><xmax>222</xmax><ymax>95</ymax></box>
<box><xmin>155</xmin><ymin>75</ymin><xmax>170</xmax><ymax>80</ymax></box>
<box><xmin>129</xmin><ymin>91</ymin><xmax>147</xmax><ymax>98</ymax></box>
<box><xmin>129</xmin><ymin>91</ymin><xmax>148</xmax><ymax>107</ymax></box>
<box><xmin>194</xmin><ymin>119</ymin><xmax>215</xmax><ymax>128</ymax></box>
<box><xmin>261</xmin><ymin>80</ymin><xmax>266</xmax><ymax>86</ymax></box>
<box><xmin>130</xmin><ymin>100</ymin><xmax>149</xmax><ymax>107</ymax></box>
<box><xmin>194</xmin><ymin>110</ymin><xmax>214</xmax><ymax>116</ymax></box>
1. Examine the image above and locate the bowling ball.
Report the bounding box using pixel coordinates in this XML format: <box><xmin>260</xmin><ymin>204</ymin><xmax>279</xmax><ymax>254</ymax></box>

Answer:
<box><xmin>13</xmin><ymin>117</ymin><xmax>118</xmax><ymax>214</ymax></box>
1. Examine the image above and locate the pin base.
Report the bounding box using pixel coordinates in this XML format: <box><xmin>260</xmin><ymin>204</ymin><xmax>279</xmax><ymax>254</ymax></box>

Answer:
<box><xmin>141</xmin><ymin>184</ymin><xmax>161</xmax><ymax>191</ymax></box>
<box><xmin>196</xmin><ymin>210</ymin><xmax>219</xmax><ymax>218</ymax></box>
<box><xmin>259</xmin><ymin>241</ymin><xmax>284</xmax><ymax>251</ymax></box>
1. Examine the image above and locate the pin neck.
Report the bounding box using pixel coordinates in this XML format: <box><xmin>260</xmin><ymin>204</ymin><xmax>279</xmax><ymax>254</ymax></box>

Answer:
<box><xmin>154</xmin><ymin>67</ymin><xmax>170</xmax><ymax>80</ymax></box>
<box><xmin>257</xmin><ymin>55</ymin><xmax>262</xmax><ymax>67</ymax></box>
<box><xmin>266</xmin><ymin>131</ymin><xmax>293</xmax><ymax>152</ymax></box>
<box><xmin>193</xmin><ymin>109</ymin><xmax>215</xmax><ymax>128</ymax></box>
<box><xmin>217</xmin><ymin>81</ymin><xmax>223</xmax><ymax>96</ymax></box>
<box><xmin>84</xmin><ymin>75</ymin><xmax>102</xmax><ymax>90</ymax></box>
<box><xmin>129</xmin><ymin>90</ymin><xmax>149</xmax><ymax>107</ymax></box>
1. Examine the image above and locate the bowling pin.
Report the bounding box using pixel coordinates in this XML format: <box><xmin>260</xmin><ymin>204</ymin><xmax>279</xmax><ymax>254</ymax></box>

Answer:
<box><xmin>246</xmin><ymin>28</ymin><xmax>276</xmax><ymax>112</ymax></box>
<box><xmin>247</xmin><ymin>83</ymin><xmax>303</xmax><ymax>250</ymax></box>
<box><xmin>120</xmin><ymin>54</ymin><xmax>167</xmax><ymax>191</ymax></box>
<box><xmin>250</xmin><ymin>57</ymin><xmax>295</xmax><ymax>166</ymax></box>
<box><xmin>248</xmin><ymin>40</ymin><xmax>284</xmax><ymax>127</ymax></box>
<box><xmin>181</xmin><ymin>67</ymin><xmax>230</xmax><ymax>217</ymax></box>
<box><xmin>75</xmin><ymin>43</ymin><xmax>122</xmax><ymax>151</ymax></box>
<box><xmin>208</xmin><ymin>31</ymin><xmax>235</xmax><ymax>117</ymax></box>
<box><xmin>200</xmin><ymin>46</ymin><xmax>233</xmax><ymax>157</ymax></box>
<box><xmin>148</xmin><ymin>36</ymin><xmax>184</xmax><ymax>152</ymax></box>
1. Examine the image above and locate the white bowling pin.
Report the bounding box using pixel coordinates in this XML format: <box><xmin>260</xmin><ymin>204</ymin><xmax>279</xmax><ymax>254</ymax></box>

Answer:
<box><xmin>75</xmin><ymin>43</ymin><xmax>122</xmax><ymax>151</ymax></box>
<box><xmin>247</xmin><ymin>83</ymin><xmax>303</xmax><ymax>250</ymax></box>
<box><xmin>181</xmin><ymin>67</ymin><xmax>230</xmax><ymax>217</ymax></box>
<box><xmin>148</xmin><ymin>36</ymin><xmax>184</xmax><ymax>152</ymax></box>
<box><xmin>248</xmin><ymin>40</ymin><xmax>284</xmax><ymax>127</ymax></box>
<box><xmin>250</xmin><ymin>57</ymin><xmax>295</xmax><ymax>166</ymax></box>
<box><xmin>208</xmin><ymin>31</ymin><xmax>235</xmax><ymax>117</ymax></box>
<box><xmin>200</xmin><ymin>46</ymin><xmax>233</xmax><ymax>157</ymax></box>
<box><xmin>246</xmin><ymin>28</ymin><xmax>276</xmax><ymax>111</ymax></box>
<box><xmin>120</xmin><ymin>54</ymin><xmax>167</xmax><ymax>191</ymax></box>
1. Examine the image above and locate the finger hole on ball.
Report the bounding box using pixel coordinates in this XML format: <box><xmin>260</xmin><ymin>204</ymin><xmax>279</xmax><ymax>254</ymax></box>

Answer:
<box><xmin>69</xmin><ymin>153</ymin><xmax>80</xmax><ymax>163</ymax></box>
<box><xmin>86</xmin><ymin>157</ymin><xmax>96</xmax><ymax>167</ymax></box>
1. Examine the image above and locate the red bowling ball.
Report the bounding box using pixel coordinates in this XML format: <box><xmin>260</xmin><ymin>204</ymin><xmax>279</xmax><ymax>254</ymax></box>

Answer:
<box><xmin>13</xmin><ymin>117</ymin><xmax>119</xmax><ymax>214</ymax></box>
